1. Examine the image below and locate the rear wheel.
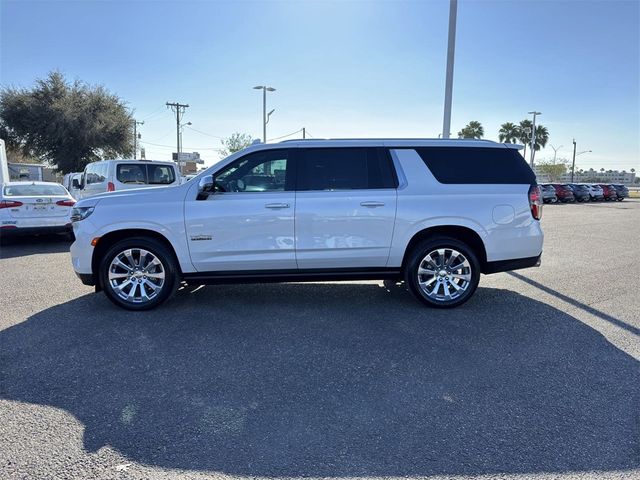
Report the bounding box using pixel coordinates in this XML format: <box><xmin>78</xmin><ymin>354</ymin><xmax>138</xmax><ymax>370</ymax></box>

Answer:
<box><xmin>405</xmin><ymin>236</ymin><xmax>481</xmax><ymax>308</ymax></box>
<box><xmin>99</xmin><ymin>237</ymin><xmax>179</xmax><ymax>310</ymax></box>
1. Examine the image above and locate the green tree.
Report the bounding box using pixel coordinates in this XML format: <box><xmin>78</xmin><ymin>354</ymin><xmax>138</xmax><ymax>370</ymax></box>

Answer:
<box><xmin>536</xmin><ymin>158</ymin><xmax>569</xmax><ymax>182</ymax></box>
<box><xmin>457</xmin><ymin>121</ymin><xmax>484</xmax><ymax>139</ymax></box>
<box><xmin>220</xmin><ymin>132</ymin><xmax>253</xmax><ymax>157</ymax></box>
<box><xmin>498</xmin><ymin>122</ymin><xmax>519</xmax><ymax>143</ymax></box>
<box><xmin>0</xmin><ymin>71</ymin><xmax>133</xmax><ymax>173</ymax></box>
<box><xmin>518</xmin><ymin>119</ymin><xmax>533</xmax><ymax>158</ymax></box>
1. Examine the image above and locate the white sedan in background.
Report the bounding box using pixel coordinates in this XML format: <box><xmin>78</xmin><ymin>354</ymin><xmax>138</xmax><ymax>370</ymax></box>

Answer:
<box><xmin>0</xmin><ymin>181</ymin><xmax>75</xmax><ymax>239</ymax></box>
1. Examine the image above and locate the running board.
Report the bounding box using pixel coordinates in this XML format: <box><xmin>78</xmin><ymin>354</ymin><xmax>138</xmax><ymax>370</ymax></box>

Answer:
<box><xmin>182</xmin><ymin>268</ymin><xmax>402</xmax><ymax>285</ymax></box>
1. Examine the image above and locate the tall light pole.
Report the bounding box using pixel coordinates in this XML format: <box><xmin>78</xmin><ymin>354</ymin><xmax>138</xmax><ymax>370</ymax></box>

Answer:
<box><xmin>442</xmin><ymin>0</ymin><xmax>458</xmax><ymax>139</ymax></box>
<box><xmin>571</xmin><ymin>138</ymin><xmax>591</xmax><ymax>182</ymax></box>
<box><xmin>253</xmin><ymin>86</ymin><xmax>276</xmax><ymax>142</ymax></box>
<box><xmin>550</xmin><ymin>144</ymin><xmax>563</xmax><ymax>163</ymax></box>
<box><xmin>528</xmin><ymin>111</ymin><xmax>541</xmax><ymax>168</ymax></box>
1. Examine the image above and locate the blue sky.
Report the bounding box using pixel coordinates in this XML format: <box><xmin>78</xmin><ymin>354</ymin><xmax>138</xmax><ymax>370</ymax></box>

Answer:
<box><xmin>1</xmin><ymin>0</ymin><xmax>638</xmax><ymax>170</ymax></box>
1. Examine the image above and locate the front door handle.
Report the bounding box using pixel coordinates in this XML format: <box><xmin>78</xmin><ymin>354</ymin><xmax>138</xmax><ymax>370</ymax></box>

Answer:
<box><xmin>360</xmin><ymin>201</ymin><xmax>385</xmax><ymax>207</ymax></box>
<box><xmin>265</xmin><ymin>203</ymin><xmax>290</xmax><ymax>209</ymax></box>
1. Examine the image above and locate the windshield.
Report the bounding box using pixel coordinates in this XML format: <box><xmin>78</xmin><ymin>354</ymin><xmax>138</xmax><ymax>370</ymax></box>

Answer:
<box><xmin>3</xmin><ymin>184</ymin><xmax>68</xmax><ymax>196</ymax></box>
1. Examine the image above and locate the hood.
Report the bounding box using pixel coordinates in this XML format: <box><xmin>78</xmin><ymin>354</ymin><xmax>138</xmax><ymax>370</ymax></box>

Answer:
<box><xmin>75</xmin><ymin>185</ymin><xmax>183</xmax><ymax>208</ymax></box>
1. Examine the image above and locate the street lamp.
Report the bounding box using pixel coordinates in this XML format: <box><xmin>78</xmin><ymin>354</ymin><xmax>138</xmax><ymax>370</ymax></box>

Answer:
<box><xmin>571</xmin><ymin>138</ymin><xmax>591</xmax><ymax>182</ymax></box>
<box><xmin>441</xmin><ymin>0</ymin><xmax>458</xmax><ymax>139</ymax></box>
<box><xmin>528</xmin><ymin>111</ymin><xmax>541</xmax><ymax>167</ymax></box>
<box><xmin>253</xmin><ymin>86</ymin><xmax>276</xmax><ymax>142</ymax></box>
<box><xmin>550</xmin><ymin>144</ymin><xmax>563</xmax><ymax>163</ymax></box>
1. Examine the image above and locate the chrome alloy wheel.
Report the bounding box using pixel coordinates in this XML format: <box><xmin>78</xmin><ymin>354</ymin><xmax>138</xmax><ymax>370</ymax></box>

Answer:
<box><xmin>108</xmin><ymin>248</ymin><xmax>165</xmax><ymax>304</ymax></box>
<box><xmin>417</xmin><ymin>248</ymin><xmax>472</xmax><ymax>302</ymax></box>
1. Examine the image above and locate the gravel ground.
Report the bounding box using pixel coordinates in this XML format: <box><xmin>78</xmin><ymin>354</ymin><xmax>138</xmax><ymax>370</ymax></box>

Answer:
<box><xmin>1</xmin><ymin>199</ymin><xmax>638</xmax><ymax>480</ymax></box>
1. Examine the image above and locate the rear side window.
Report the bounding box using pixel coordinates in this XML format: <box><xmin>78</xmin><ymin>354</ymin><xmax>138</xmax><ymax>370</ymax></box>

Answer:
<box><xmin>414</xmin><ymin>147</ymin><xmax>536</xmax><ymax>184</ymax></box>
<box><xmin>85</xmin><ymin>163</ymin><xmax>106</xmax><ymax>185</ymax></box>
<box><xmin>147</xmin><ymin>164</ymin><xmax>176</xmax><ymax>184</ymax></box>
<box><xmin>116</xmin><ymin>164</ymin><xmax>176</xmax><ymax>185</ymax></box>
<box><xmin>297</xmin><ymin>147</ymin><xmax>397</xmax><ymax>191</ymax></box>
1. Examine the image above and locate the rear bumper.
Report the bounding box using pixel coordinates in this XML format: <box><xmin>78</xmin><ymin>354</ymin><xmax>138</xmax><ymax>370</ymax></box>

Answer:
<box><xmin>0</xmin><ymin>224</ymin><xmax>72</xmax><ymax>237</ymax></box>
<box><xmin>483</xmin><ymin>253</ymin><xmax>542</xmax><ymax>274</ymax></box>
<box><xmin>75</xmin><ymin>271</ymin><xmax>96</xmax><ymax>286</ymax></box>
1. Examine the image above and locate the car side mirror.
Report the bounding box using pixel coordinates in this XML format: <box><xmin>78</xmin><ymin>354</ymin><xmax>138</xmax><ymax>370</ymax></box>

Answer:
<box><xmin>197</xmin><ymin>175</ymin><xmax>215</xmax><ymax>200</ymax></box>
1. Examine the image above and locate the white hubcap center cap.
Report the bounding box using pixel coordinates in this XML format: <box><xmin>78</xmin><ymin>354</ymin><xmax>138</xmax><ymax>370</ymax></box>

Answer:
<box><xmin>438</xmin><ymin>269</ymin><xmax>447</xmax><ymax>277</ymax></box>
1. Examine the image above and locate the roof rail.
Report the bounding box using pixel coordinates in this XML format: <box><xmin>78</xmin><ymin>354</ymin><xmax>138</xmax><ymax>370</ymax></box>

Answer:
<box><xmin>279</xmin><ymin>137</ymin><xmax>499</xmax><ymax>143</ymax></box>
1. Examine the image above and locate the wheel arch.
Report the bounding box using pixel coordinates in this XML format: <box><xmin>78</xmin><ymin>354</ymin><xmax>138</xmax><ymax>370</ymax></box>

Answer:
<box><xmin>401</xmin><ymin>225</ymin><xmax>488</xmax><ymax>273</ymax></box>
<box><xmin>91</xmin><ymin>228</ymin><xmax>182</xmax><ymax>291</ymax></box>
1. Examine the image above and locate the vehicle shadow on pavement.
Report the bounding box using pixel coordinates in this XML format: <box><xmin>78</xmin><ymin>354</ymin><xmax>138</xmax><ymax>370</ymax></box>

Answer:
<box><xmin>0</xmin><ymin>284</ymin><xmax>638</xmax><ymax>476</ymax></box>
<box><xmin>0</xmin><ymin>234</ymin><xmax>71</xmax><ymax>259</ymax></box>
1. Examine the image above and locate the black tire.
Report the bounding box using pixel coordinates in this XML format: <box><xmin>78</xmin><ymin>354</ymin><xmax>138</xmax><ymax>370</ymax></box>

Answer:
<box><xmin>404</xmin><ymin>236</ymin><xmax>481</xmax><ymax>309</ymax></box>
<box><xmin>99</xmin><ymin>236</ymin><xmax>179</xmax><ymax>311</ymax></box>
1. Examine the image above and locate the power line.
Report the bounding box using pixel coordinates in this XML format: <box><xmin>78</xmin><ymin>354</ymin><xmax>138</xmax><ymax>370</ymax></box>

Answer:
<box><xmin>185</xmin><ymin>126</ymin><xmax>223</xmax><ymax>139</ymax></box>
<box><xmin>140</xmin><ymin>140</ymin><xmax>224</xmax><ymax>151</ymax></box>
<box><xmin>267</xmin><ymin>128</ymin><xmax>303</xmax><ymax>142</ymax></box>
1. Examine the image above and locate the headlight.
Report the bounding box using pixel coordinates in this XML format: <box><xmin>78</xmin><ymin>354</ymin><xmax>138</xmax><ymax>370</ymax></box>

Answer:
<box><xmin>70</xmin><ymin>206</ymin><xmax>95</xmax><ymax>222</ymax></box>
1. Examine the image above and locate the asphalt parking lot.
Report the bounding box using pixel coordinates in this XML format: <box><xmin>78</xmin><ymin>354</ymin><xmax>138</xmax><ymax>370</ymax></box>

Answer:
<box><xmin>1</xmin><ymin>200</ymin><xmax>639</xmax><ymax>480</ymax></box>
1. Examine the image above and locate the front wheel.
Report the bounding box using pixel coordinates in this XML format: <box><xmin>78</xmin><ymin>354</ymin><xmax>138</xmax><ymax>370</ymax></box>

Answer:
<box><xmin>404</xmin><ymin>237</ymin><xmax>481</xmax><ymax>308</ymax></box>
<box><xmin>99</xmin><ymin>237</ymin><xmax>179</xmax><ymax>310</ymax></box>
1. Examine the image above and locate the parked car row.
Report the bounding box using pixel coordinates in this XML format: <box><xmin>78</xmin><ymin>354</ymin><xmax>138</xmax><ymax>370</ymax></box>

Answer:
<box><xmin>539</xmin><ymin>183</ymin><xmax>629</xmax><ymax>203</ymax></box>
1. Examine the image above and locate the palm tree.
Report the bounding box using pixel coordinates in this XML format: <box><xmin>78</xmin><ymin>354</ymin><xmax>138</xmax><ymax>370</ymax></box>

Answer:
<box><xmin>498</xmin><ymin>122</ymin><xmax>519</xmax><ymax>143</ymax></box>
<box><xmin>458</xmin><ymin>121</ymin><xmax>484</xmax><ymax>139</ymax></box>
<box><xmin>532</xmin><ymin>125</ymin><xmax>549</xmax><ymax>151</ymax></box>
<box><xmin>518</xmin><ymin>119</ymin><xmax>533</xmax><ymax>158</ymax></box>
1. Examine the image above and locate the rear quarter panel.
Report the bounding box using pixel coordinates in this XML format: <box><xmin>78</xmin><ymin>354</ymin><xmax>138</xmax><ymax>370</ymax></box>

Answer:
<box><xmin>388</xmin><ymin>149</ymin><xmax>543</xmax><ymax>266</ymax></box>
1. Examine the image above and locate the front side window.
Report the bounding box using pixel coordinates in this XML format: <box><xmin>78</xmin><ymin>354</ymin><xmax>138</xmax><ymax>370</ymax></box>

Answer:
<box><xmin>297</xmin><ymin>147</ymin><xmax>397</xmax><ymax>191</ymax></box>
<box><xmin>215</xmin><ymin>150</ymin><xmax>289</xmax><ymax>192</ymax></box>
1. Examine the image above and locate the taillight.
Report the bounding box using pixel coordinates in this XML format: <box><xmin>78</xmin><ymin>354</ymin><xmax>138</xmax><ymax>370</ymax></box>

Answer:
<box><xmin>56</xmin><ymin>200</ymin><xmax>76</xmax><ymax>207</ymax></box>
<box><xmin>0</xmin><ymin>200</ymin><xmax>23</xmax><ymax>209</ymax></box>
<box><xmin>529</xmin><ymin>185</ymin><xmax>543</xmax><ymax>220</ymax></box>
<box><xmin>107</xmin><ymin>182</ymin><xmax>115</xmax><ymax>192</ymax></box>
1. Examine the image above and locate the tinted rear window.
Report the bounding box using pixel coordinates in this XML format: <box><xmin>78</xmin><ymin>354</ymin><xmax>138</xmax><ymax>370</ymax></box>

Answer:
<box><xmin>116</xmin><ymin>163</ymin><xmax>176</xmax><ymax>185</ymax></box>
<box><xmin>414</xmin><ymin>147</ymin><xmax>535</xmax><ymax>184</ymax></box>
<box><xmin>297</xmin><ymin>147</ymin><xmax>397</xmax><ymax>191</ymax></box>
<box><xmin>3</xmin><ymin>184</ymin><xmax>68</xmax><ymax>196</ymax></box>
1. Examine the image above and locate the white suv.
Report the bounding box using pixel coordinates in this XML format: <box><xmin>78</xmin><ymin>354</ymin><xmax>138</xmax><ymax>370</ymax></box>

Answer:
<box><xmin>70</xmin><ymin>139</ymin><xmax>544</xmax><ymax>310</ymax></box>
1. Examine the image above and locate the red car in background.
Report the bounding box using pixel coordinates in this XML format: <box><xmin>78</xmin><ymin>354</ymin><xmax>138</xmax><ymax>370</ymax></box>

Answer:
<box><xmin>552</xmin><ymin>184</ymin><xmax>575</xmax><ymax>203</ymax></box>
<box><xmin>599</xmin><ymin>184</ymin><xmax>618</xmax><ymax>201</ymax></box>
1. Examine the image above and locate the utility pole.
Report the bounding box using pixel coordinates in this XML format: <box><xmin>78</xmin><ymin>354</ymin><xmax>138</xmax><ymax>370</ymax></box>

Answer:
<box><xmin>166</xmin><ymin>102</ymin><xmax>189</xmax><ymax>173</ymax></box>
<box><xmin>442</xmin><ymin>0</ymin><xmax>458</xmax><ymax>139</ymax></box>
<box><xmin>133</xmin><ymin>120</ymin><xmax>144</xmax><ymax>159</ymax></box>
<box><xmin>571</xmin><ymin>138</ymin><xmax>577</xmax><ymax>183</ymax></box>
<box><xmin>528</xmin><ymin>111</ymin><xmax>541</xmax><ymax>168</ymax></box>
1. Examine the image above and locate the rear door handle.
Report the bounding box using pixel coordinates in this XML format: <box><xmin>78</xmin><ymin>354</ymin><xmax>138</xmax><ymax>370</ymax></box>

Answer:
<box><xmin>265</xmin><ymin>203</ymin><xmax>290</xmax><ymax>209</ymax></box>
<box><xmin>360</xmin><ymin>201</ymin><xmax>385</xmax><ymax>207</ymax></box>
